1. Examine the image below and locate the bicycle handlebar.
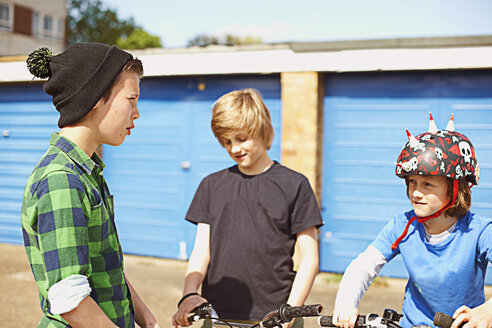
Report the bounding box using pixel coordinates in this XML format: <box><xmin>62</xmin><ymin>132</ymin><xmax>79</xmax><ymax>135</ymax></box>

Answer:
<box><xmin>188</xmin><ymin>303</ymin><xmax>323</xmax><ymax>328</ymax></box>
<box><xmin>433</xmin><ymin>312</ymin><xmax>454</xmax><ymax>328</ymax></box>
<box><xmin>318</xmin><ymin>314</ymin><xmax>368</xmax><ymax>328</ymax></box>
<box><xmin>260</xmin><ymin>304</ymin><xmax>323</xmax><ymax>328</ymax></box>
<box><xmin>279</xmin><ymin>304</ymin><xmax>324</xmax><ymax>322</ymax></box>
<box><xmin>318</xmin><ymin>309</ymin><xmax>403</xmax><ymax>328</ymax></box>
<box><xmin>187</xmin><ymin>303</ymin><xmax>215</xmax><ymax>324</ymax></box>
<box><xmin>318</xmin><ymin>311</ymin><xmax>461</xmax><ymax>328</ymax></box>
<box><xmin>433</xmin><ymin>312</ymin><xmax>466</xmax><ymax>328</ymax></box>
<box><xmin>188</xmin><ymin>304</ymin><xmax>464</xmax><ymax>328</ymax></box>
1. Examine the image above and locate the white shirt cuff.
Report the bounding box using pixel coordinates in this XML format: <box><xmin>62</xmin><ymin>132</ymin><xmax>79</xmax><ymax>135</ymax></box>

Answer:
<box><xmin>48</xmin><ymin>274</ymin><xmax>92</xmax><ymax>314</ymax></box>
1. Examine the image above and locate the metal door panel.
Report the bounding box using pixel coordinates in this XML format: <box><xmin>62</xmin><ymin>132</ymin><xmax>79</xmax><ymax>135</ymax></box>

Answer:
<box><xmin>0</xmin><ymin>84</ymin><xmax>57</xmax><ymax>245</ymax></box>
<box><xmin>104</xmin><ymin>75</ymin><xmax>281</xmax><ymax>259</ymax></box>
<box><xmin>321</xmin><ymin>71</ymin><xmax>492</xmax><ymax>284</ymax></box>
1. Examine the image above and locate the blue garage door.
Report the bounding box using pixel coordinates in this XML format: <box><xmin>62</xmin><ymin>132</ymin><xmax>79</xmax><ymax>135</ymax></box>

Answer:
<box><xmin>320</xmin><ymin>70</ymin><xmax>492</xmax><ymax>285</ymax></box>
<box><xmin>103</xmin><ymin>75</ymin><xmax>282</xmax><ymax>259</ymax></box>
<box><xmin>0</xmin><ymin>84</ymin><xmax>58</xmax><ymax>245</ymax></box>
<box><xmin>0</xmin><ymin>75</ymin><xmax>281</xmax><ymax>260</ymax></box>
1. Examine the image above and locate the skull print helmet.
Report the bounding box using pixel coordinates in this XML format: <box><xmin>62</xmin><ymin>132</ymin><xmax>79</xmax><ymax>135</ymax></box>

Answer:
<box><xmin>395</xmin><ymin>113</ymin><xmax>479</xmax><ymax>185</ymax></box>
<box><xmin>391</xmin><ymin>113</ymin><xmax>479</xmax><ymax>250</ymax></box>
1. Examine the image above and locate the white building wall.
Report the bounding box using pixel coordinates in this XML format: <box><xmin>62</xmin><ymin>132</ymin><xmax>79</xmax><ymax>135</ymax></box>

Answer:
<box><xmin>0</xmin><ymin>30</ymin><xmax>64</xmax><ymax>56</ymax></box>
<box><xmin>11</xmin><ymin>0</ymin><xmax>65</xmax><ymax>13</ymax></box>
<box><xmin>0</xmin><ymin>0</ymin><xmax>66</xmax><ymax>56</ymax></box>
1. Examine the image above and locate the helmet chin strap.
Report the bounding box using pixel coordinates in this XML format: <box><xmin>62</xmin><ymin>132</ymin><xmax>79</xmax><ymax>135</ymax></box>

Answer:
<box><xmin>391</xmin><ymin>179</ymin><xmax>459</xmax><ymax>250</ymax></box>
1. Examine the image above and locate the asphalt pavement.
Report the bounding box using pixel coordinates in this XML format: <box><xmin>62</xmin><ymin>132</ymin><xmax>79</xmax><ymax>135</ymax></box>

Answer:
<box><xmin>1</xmin><ymin>243</ymin><xmax>489</xmax><ymax>328</ymax></box>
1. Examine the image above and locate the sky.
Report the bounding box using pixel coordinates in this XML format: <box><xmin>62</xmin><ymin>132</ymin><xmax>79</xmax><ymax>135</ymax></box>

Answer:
<box><xmin>102</xmin><ymin>0</ymin><xmax>492</xmax><ymax>48</ymax></box>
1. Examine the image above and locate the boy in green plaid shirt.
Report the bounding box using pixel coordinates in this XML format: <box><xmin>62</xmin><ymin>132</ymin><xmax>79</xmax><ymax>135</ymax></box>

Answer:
<box><xmin>22</xmin><ymin>43</ymin><xmax>159</xmax><ymax>328</ymax></box>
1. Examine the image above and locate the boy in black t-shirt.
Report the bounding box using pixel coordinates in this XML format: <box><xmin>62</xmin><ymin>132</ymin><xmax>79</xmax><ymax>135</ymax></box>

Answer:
<box><xmin>172</xmin><ymin>88</ymin><xmax>323</xmax><ymax>328</ymax></box>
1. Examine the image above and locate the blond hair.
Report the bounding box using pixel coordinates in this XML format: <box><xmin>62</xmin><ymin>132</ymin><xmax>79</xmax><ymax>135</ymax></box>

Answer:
<box><xmin>211</xmin><ymin>88</ymin><xmax>274</xmax><ymax>149</ymax></box>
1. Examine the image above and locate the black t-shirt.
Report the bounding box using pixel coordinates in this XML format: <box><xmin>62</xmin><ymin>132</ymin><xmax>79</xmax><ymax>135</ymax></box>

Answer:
<box><xmin>186</xmin><ymin>161</ymin><xmax>324</xmax><ymax>321</ymax></box>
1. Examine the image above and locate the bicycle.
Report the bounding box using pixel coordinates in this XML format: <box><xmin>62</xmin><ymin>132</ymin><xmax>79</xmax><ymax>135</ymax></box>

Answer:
<box><xmin>433</xmin><ymin>312</ymin><xmax>464</xmax><ymax>328</ymax></box>
<box><xmin>317</xmin><ymin>308</ymin><xmax>458</xmax><ymax>328</ymax></box>
<box><xmin>318</xmin><ymin>308</ymin><xmax>405</xmax><ymax>328</ymax></box>
<box><xmin>188</xmin><ymin>302</ymin><xmax>324</xmax><ymax>328</ymax></box>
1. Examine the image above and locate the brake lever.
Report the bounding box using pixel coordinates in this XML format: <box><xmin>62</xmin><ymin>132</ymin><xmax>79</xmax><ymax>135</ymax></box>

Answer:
<box><xmin>188</xmin><ymin>302</ymin><xmax>216</xmax><ymax>323</ymax></box>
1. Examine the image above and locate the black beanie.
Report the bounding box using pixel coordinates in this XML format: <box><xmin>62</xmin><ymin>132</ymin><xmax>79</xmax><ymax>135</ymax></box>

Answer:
<box><xmin>26</xmin><ymin>43</ymin><xmax>133</xmax><ymax>128</ymax></box>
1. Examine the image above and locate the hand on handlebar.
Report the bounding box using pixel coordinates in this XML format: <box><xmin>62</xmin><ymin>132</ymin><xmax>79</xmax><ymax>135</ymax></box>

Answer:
<box><xmin>451</xmin><ymin>303</ymin><xmax>492</xmax><ymax>328</ymax></box>
<box><xmin>172</xmin><ymin>294</ymin><xmax>209</xmax><ymax>328</ymax></box>
<box><xmin>181</xmin><ymin>302</ymin><xmax>322</xmax><ymax>328</ymax></box>
<box><xmin>332</xmin><ymin>307</ymin><xmax>359</xmax><ymax>328</ymax></box>
<box><xmin>282</xmin><ymin>320</ymin><xmax>295</xmax><ymax>328</ymax></box>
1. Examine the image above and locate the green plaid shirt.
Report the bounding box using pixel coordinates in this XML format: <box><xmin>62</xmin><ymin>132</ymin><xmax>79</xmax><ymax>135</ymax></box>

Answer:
<box><xmin>21</xmin><ymin>133</ymin><xmax>134</xmax><ymax>328</ymax></box>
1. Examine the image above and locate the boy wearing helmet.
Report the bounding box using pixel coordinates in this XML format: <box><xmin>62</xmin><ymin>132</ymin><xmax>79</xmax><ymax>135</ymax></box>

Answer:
<box><xmin>332</xmin><ymin>114</ymin><xmax>492</xmax><ymax>328</ymax></box>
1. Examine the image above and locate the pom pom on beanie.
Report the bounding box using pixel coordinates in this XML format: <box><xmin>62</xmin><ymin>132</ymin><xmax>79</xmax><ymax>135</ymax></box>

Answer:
<box><xmin>26</xmin><ymin>47</ymin><xmax>52</xmax><ymax>79</ymax></box>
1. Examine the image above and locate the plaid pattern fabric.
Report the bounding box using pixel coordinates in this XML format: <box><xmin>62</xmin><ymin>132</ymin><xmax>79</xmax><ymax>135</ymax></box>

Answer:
<box><xmin>21</xmin><ymin>133</ymin><xmax>134</xmax><ymax>328</ymax></box>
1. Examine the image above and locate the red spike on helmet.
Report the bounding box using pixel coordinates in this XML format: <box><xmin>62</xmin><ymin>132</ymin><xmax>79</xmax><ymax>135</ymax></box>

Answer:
<box><xmin>428</xmin><ymin>112</ymin><xmax>438</xmax><ymax>134</ymax></box>
<box><xmin>396</xmin><ymin>115</ymin><xmax>478</xmax><ymax>185</ymax></box>
<box><xmin>445</xmin><ymin>113</ymin><xmax>455</xmax><ymax>131</ymax></box>
<box><xmin>406</xmin><ymin>129</ymin><xmax>419</xmax><ymax>148</ymax></box>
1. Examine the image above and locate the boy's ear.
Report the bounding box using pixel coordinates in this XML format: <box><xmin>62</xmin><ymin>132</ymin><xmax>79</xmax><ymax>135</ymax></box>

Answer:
<box><xmin>85</xmin><ymin>98</ymin><xmax>106</xmax><ymax>122</ymax></box>
<box><xmin>92</xmin><ymin>98</ymin><xmax>103</xmax><ymax>110</ymax></box>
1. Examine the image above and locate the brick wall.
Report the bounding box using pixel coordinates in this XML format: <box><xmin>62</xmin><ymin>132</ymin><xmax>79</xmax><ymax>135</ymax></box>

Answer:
<box><xmin>280</xmin><ymin>72</ymin><xmax>324</xmax><ymax>203</ymax></box>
